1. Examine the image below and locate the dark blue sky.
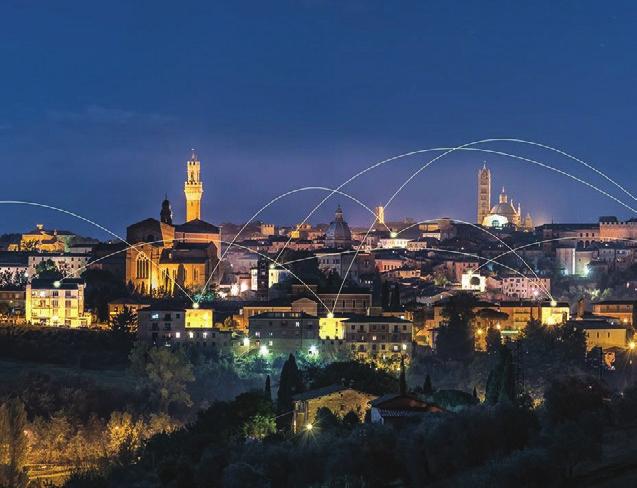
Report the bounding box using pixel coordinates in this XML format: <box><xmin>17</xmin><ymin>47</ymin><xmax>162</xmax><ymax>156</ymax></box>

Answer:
<box><xmin>1</xmin><ymin>0</ymin><xmax>636</xmax><ymax>238</ymax></box>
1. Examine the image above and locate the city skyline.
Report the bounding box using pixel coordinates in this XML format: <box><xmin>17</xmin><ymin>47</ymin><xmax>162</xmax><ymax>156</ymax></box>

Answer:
<box><xmin>2</xmin><ymin>1</ymin><xmax>637</xmax><ymax>236</ymax></box>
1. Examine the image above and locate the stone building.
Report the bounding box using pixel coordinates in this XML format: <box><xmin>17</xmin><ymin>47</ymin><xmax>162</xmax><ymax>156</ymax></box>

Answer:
<box><xmin>292</xmin><ymin>385</ymin><xmax>377</xmax><ymax>433</ymax></box>
<box><xmin>125</xmin><ymin>151</ymin><xmax>221</xmax><ymax>295</ymax></box>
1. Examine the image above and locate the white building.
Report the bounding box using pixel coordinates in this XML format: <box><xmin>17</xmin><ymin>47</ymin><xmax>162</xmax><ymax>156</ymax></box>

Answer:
<box><xmin>25</xmin><ymin>278</ymin><xmax>92</xmax><ymax>327</ymax></box>
<box><xmin>461</xmin><ymin>272</ymin><xmax>487</xmax><ymax>292</ymax></box>
<box><xmin>498</xmin><ymin>275</ymin><xmax>551</xmax><ymax>299</ymax></box>
<box><xmin>27</xmin><ymin>253</ymin><xmax>90</xmax><ymax>279</ymax></box>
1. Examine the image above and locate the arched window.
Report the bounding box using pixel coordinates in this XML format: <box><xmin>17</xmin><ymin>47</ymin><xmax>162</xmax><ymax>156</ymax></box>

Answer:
<box><xmin>136</xmin><ymin>255</ymin><xmax>150</xmax><ymax>279</ymax></box>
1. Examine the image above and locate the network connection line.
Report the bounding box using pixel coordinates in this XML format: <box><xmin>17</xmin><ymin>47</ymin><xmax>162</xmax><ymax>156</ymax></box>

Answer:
<box><xmin>63</xmin><ymin>236</ymin><xmax>330</xmax><ymax>310</ymax></box>
<box><xmin>474</xmin><ymin>235</ymin><xmax>637</xmax><ymax>273</ymax></box>
<box><xmin>330</xmin><ymin>143</ymin><xmax>637</xmax><ymax>311</ymax></box>
<box><xmin>199</xmin><ymin>186</ymin><xmax>393</xmax><ymax>299</ymax></box>
<box><xmin>394</xmin><ymin>217</ymin><xmax>552</xmax><ymax>300</ymax></box>
<box><xmin>0</xmin><ymin>200</ymin><xmax>196</xmax><ymax>303</ymax></box>
<box><xmin>279</xmin><ymin>245</ymin><xmax>554</xmax><ymax>301</ymax></box>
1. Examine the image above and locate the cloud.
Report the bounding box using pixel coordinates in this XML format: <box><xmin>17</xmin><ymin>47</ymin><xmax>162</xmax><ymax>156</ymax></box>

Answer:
<box><xmin>47</xmin><ymin>105</ymin><xmax>174</xmax><ymax>125</ymax></box>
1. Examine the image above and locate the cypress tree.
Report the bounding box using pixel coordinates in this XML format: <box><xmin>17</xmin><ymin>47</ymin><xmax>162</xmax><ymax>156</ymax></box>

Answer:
<box><xmin>264</xmin><ymin>374</ymin><xmax>272</xmax><ymax>402</ymax></box>
<box><xmin>423</xmin><ymin>374</ymin><xmax>433</xmax><ymax>395</ymax></box>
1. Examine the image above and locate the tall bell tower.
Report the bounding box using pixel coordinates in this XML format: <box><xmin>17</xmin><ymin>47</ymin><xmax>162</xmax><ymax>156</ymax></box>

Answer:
<box><xmin>184</xmin><ymin>150</ymin><xmax>203</xmax><ymax>222</ymax></box>
<box><xmin>477</xmin><ymin>163</ymin><xmax>491</xmax><ymax>225</ymax></box>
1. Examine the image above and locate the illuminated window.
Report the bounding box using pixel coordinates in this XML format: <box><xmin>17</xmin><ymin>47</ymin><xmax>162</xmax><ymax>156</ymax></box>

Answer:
<box><xmin>175</xmin><ymin>332</ymin><xmax>181</xmax><ymax>338</ymax></box>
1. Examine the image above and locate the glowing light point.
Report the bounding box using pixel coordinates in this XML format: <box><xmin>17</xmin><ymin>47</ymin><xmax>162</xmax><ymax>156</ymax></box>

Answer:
<box><xmin>305</xmin><ymin>423</ymin><xmax>313</xmax><ymax>431</ymax></box>
<box><xmin>53</xmin><ymin>280</ymin><xmax>61</xmax><ymax>288</ymax></box>
<box><xmin>308</xmin><ymin>345</ymin><xmax>318</xmax><ymax>355</ymax></box>
<box><xmin>269</xmin><ymin>263</ymin><xmax>276</xmax><ymax>270</ymax></box>
<box><xmin>629</xmin><ymin>341</ymin><xmax>635</xmax><ymax>351</ymax></box>
<box><xmin>327</xmin><ymin>312</ymin><xmax>334</xmax><ymax>319</ymax></box>
<box><xmin>390</xmin><ymin>231</ymin><xmax>398</xmax><ymax>238</ymax></box>
<box><xmin>192</xmin><ymin>302</ymin><xmax>200</xmax><ymax>309</ymax></box>
<box><xmin>242</xmin><ymin>337</ymin><xmax>250</xmax><ymax>347</ymax></box>
<box><xmin>550</xmin><ymin>300</ymin><xmax>557</xmax><ymax>307</ymax></box>
<box><xmin>259</xmin><ymin>345</ymin><xmax>269</xmax><ymax>356</ymax></box>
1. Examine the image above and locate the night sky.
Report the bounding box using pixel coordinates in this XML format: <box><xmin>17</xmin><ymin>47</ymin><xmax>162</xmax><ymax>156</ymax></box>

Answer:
<box><xmin>1</xmin><ymin>1</ymin><xmax>637</xmax><ymax>238</ymax></box>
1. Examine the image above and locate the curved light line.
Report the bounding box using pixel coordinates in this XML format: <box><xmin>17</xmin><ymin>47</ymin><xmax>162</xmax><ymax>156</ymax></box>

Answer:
<box><xmin>64</xmin><ymin>236</ymin><xmax>330</xmax><ymax>310</ymax></box>
<box><xmin>332</xmin><ymin>143</ymin><xmax>637</xmax><ymax>311</ymax></box>
<box><xmin>279</xmin><ymin>245</ymin><xmax>552</xmax><ymax>299</ymax></box>
<box><xmin>391</xmin><ymin>216</ymin><xmax>551</xmax><ymax>299</ymax></box>
<box><xmin>200</xmin><ymin>186</ymin><xmax>393</xmax><ymax>299</ymax></box>
<box><xmin>0</xmin><ymin>200</ymin><xmax>195</xmax><ymax>302</ymax></box>
<box><xmin>497</xmin><ymin>138</ymin><xmax>637</xmax><ymax>202</ymax></box>
<box><xmin>475</xmin><ymin>235</ymin><xmax>637</xmax><ymax>273</ymax></box>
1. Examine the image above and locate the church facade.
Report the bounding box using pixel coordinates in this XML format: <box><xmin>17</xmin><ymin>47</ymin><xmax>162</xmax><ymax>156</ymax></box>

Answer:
<box><xmin>125</xmin><ymin>152</ymin><xmax>221</xmax><ymax>295</ymax></box>
<box><xmin>477</xmin><ymin>164</ymin><xmax>533</xmax><ymax>230</ymax></box>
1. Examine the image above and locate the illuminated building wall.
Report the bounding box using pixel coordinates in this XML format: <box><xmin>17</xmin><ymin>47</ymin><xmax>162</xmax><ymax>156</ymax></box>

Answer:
<box><xmin>344</xmin><ymin>316</ymin><xmax>413</xmax><ymax>363</ymax></box>
<box><xmin>184</xmin><ymin>151</ymin><xmax>203</xmax><ymax>222</ymax></box>
<box><xmin>25</xmin><ymin>279</ymin><xmax>91</xmax><ymax>327</ymax></box>
<box><xmin>591</xmin><ymin>301</ymin><xmax>637</xmax><ymax>326</ymax></box>
<box><xmin>292</xmin><ymin>387</ymin><xmax>377</xmax><ymax>433</ymax></box>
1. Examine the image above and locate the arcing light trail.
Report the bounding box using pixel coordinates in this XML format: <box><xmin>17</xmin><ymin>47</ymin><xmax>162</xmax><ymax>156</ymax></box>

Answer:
<box><xmin>331</xmin><ymin>143</ymin><xmax>637</xmax><ymax>313</ymax></box>
<box><xmin>271</xmin><ymin>138</ymin><xmax>635</xmax><ymax>265</ymax></box>
<box><xmin>473</xmin><ymin>235</ymin><xmax>637</xmax><ymax>273</ymax></box>
<box><xmin>0</xmin><ymin>200</ymin><xmax>196</xmax><ymax>303</ymax></box>
<box><xmin>393</xmin><ymin>217</ymin><xmax>552</xmax><ymax>299</ymax></box>
<box><xmin>5</xmin><ymin>139</ymin><xmax>636</xmax><ymax>309</ymax></box>
<box><xmin>61</xmin><ymin>236</ymin><xmax>330</xmax><ymax>311</ymax></box>
<box><xmin>199</xmin><ymin>186</ymin><xmax>393</xmax><ymax>301</ymax></box>
<box><xmin>278</xmin><ymin>245</ymin><xmax>554</xmax><ymax>301</ymax></box>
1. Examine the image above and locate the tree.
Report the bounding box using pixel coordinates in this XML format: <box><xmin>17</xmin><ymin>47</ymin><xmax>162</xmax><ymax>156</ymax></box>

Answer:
<box><xmin>423</xmin><ymin>374</ymin><xmax>433</xmax><ymax>395</ymax></box>
<box><xmin>276</xmin><ymin>354</ymin><xmax>304</xmax><ymax>416</ymax></box>
<box><xmin>390</xmin><ymin>283</ymin><xmax>401</xmax><ymax>311</ymax></box>
<box><xmin>381</xmin><ymin>281</ymin><xmax>390</xmax><ymax>310</ymax></box>
<box><xmin>0</xmin><ymin>398</ymin><xmax>29</xmax><ymax>488</ymax></box>
<box><xmin>485</xmin><ymin>346</ymin><xmax>515</xmax><ymax>404</ymax></box>
<box><xmin>485</xmin><ymin>328</ymin><xmax>502</xmax><ymax>355</ymax></box>
<box><xmin>264</xmin><ymin>375</ymin><xmax>272</xmax><ymax>402</ymax></box>
<box><xmin>342</xmin><ymin>411</ymin><xmax>360</xmax><ymax>428</ymax></box>
<box><xmin>110</xmin><ymin>306</ymin><xmax>138</xmax><ymax>336</ymax></box>
<box><xmin>436</xmin><ymin>293</ymin><xmax>478</xmax><ymax>362</ymax></box>
<box><xmin>399</xmin><ymin>357</ymin><xmax>407</xmax><ymax>395</ymax></box>
<box><xmin>242</xmin><ymin>414</ymin><xmax>276</xmax><ymax>440</ymax></box>
<box><xmin>35</xmin><ymin>258</ymin><xmax>62</xmax><ymax>280</ymax></box>
<box><xmin>315</xmin><ymin>407</ymin><xmax>339</xmax><ymax>429</ymax></box>
<box><xmin>144</xmin><ymin>348</ymin><xmax>195</xmax><ymax>412</ymax></box>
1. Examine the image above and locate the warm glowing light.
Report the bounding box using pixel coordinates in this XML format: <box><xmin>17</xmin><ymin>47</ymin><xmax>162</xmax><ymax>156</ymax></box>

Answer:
<box><xmin>401</xmin><ymin>343</ymin><xmax>407</xmax><ymax>350</ymax></box>
<box><xmin>496</xmin><ymin>323</ymin><xmax>501</xmax><ymax>330</ymax></box>
<box><xmin>243</xmin><ymin>337</ymin><xmax>250</xmax><ymax>347</ymax></box>
<box><xmin>390</xmin><ymin>231</ymin><xmax>398</xmax><ymax>238</ymax></box>
<box><xmin>305</xmin><ymin>423</ymin><xmax>313</xmax><ymax>431</ymax></box>
<box><xmin>327</xmin><ymin>312</ymin><xmax>334</xmax><ymax>319</ymax></box>
<box><xmin>629</xmin><ymin>341</ymin><xmax>635</xmax><ymax>350</ymax></box>
<box><xmin>550</xmin><ymin>300</ymin><xmax>557</xmax><ymax>307</ymax></box>
<box><xmin>192</xmin><ymin>302</ymin><xmax>200</xmax><ymax>309</ymax></box>
<box><xmin>477</xmin><ymin>328</ymin><xmax>483</xmax><ymax>335</ymax></box>
<box><xmin>53</xmin><ymin>280</ymin><xmax>61</xmax><ymax>288</ymax></box>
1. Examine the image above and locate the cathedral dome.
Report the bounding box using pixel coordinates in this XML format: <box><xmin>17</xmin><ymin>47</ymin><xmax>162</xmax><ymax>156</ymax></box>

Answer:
<box><xmin>325</xmin><ymin>205</ymin><xmax>352</xmax><ymax>248</ymax></box>
<box><xmin>489</xmin><ymin>201</ymin><xmax>517</xmax><ymax>219</ymax></box>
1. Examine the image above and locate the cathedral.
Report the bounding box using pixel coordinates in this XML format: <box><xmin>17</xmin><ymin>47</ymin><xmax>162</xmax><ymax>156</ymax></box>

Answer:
<box><xmin>477</xmin><ymin>164</ymin><xmax>533</xmax><ymax>230</ymax></box>
<box><xmin>125</xmin><ymin>151</ymin><xmax>221</xmax><ymax>295</ymax></box>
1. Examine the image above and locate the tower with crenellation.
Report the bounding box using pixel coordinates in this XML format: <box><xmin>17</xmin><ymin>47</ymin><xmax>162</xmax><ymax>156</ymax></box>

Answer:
<box><xmin>184</xmin><ymin>150</ymin><xmax>203</xmax><ymax>222</ymax></box>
